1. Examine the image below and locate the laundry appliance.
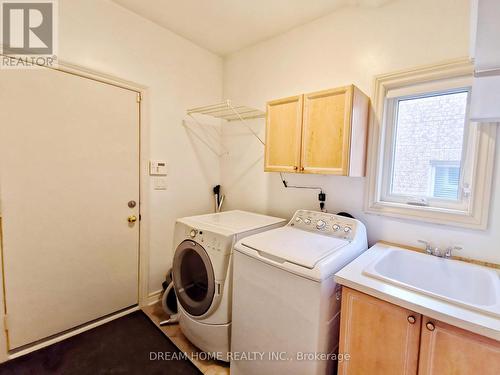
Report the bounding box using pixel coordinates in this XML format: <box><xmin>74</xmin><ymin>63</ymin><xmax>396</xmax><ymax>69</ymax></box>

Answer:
<box><xmin>231</xmin><ymin>209</ymin><xmax>367</xmax><ymax>374</ymax></box>
<box><xmin>172</xmin><ymin>210</ymin><xmax>286</xmax><ymax>360</ymax></box>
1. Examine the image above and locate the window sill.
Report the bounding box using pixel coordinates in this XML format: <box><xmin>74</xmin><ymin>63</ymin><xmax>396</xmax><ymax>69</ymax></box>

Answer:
<box><xmin>365</xmin><ymin>200</ymin><xmax>486</xmax><ymax>229</ymax></box>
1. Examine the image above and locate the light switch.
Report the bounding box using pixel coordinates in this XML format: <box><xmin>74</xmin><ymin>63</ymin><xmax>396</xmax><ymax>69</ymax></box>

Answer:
<box><xmin>153</xmin><ymin>177</ymin><xmax>167</xmax><ymax>190</ymax></box>
<box><xmin>149</xmin><ymin>160</ymin><xmax>167</xmax><ymax>176</ymax></box>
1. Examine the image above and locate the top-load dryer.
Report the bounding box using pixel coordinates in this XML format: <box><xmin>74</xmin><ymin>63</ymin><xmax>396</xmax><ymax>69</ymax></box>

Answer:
<box><xmin>172</xmin><ymin>210</ymin><xmax>286</xmax><ymax>360</ymax></box>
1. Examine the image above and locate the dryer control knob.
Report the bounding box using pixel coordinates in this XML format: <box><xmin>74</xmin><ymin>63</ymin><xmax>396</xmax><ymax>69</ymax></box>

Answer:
<box><xmin>295</xmin><ymin>217</ymin><xmax>302</xmax><ymax>222</ymax></box>
<box><xmin>332</xmin><ymin>224</ymin><xmax>341</xmax><ymax>231</ymax></box>
<box><xmin>316</xmin><ymin>220</ymin><xmax>326</xmax><ymax>230</ymax></box>
<box><xmin>304</xmin><ymin>218</ymin><xmax>311</xmax><ymax>225</ymax></box>
<box><xmin>344</xmin><ymin>226</ymin><xmax>352</xmax><ymax>233</ymax></box>
<box><xmin>189</xmin><ymin>229</ymin><xmax>198</xmax><ymax>238</ymax></box>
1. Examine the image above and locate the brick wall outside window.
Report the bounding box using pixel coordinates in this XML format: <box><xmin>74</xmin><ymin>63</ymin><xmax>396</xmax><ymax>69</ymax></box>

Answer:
<box><xmin>391</xmin><ymin>92</ymin><xmax>467</xmax><ymax>197</ymax></box>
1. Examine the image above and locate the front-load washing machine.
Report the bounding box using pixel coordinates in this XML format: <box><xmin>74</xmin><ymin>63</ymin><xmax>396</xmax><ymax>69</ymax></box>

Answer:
<box><xmin>172</xmin><ymin>210</ymin><xmax>286</xmax><ymax>360</ymax></box>
<box><xmin>231</xmin><ymin>209</ymin><xmax>367</xmax><ymax>374</ymax></box>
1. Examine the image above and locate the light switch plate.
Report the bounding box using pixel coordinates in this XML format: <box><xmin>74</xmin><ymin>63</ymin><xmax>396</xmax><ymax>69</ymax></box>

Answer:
<box><xmin>149</xmin><ymin>160</ymin><xmax>167</xmax><ymax>176</ymax></box>
<box><xmin>153</xmin><ymin>177</ymin><xmax>167</xmax><ymax>190</ymax></box>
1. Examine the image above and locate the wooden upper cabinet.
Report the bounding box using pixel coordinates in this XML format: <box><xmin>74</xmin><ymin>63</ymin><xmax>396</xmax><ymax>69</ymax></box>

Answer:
<box><xmin>264</xmin><ymin>85</ymin><xmax>369</xmax><ymax>175</ymax></box>
<box><xmin>264</xmin><ymin>95</ymin><xmax>303</xmax><ymax>172</ymax></box>
<box><xmin>418</xmin><ymin>317</ymin><xmax>500</xmax><ymax>375</ymax></box>
<box><xmin>338</xmin><ymin>287</ymin><xmax>421</xmax><ymax>375</ymax></box>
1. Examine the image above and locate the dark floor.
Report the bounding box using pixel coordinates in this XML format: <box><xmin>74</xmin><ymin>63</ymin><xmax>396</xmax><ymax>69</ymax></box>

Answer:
<box><xmin>0</xmin><ymin>311</ymin><xmax>202</xmax><ymax>375</ymax></box>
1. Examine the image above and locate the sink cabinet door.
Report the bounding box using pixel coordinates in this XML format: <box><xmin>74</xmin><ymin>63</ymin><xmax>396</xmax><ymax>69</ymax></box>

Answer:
<box><xmin>418</xmin><ymin>317</ymin><xmax>500</xmax><ymax>375</ymax></box>
<box><xmin>338</xmin><ymin>287</ymin><xmax>421</xmax><ymax>375</ymax></box>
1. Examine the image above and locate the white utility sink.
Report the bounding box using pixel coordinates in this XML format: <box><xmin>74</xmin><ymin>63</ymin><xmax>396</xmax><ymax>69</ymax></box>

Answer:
<box><xmin>363</xmin><ymin>248</ymin><xmax>500</xmax><ymax>318</ymax></box>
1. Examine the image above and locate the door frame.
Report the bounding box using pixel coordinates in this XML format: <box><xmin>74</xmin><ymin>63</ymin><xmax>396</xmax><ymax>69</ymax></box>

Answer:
<box><xmin>0</xmin><ymin>58</ymin><xmax>151</xmax><ymax>362</ymax></box>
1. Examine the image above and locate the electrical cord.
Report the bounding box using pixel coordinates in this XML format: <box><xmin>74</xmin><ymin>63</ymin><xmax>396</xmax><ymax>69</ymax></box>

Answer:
<box><xmin>279</xmin><ymin>172</ymin><xmax>327</xmax><ymax>211</ymax></box>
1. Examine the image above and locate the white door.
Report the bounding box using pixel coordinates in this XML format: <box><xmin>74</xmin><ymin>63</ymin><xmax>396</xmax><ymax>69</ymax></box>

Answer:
<box><xmin>0</xmin><ymin>67</ymin><xmax>140</xmax><ymax>349</ymax></box>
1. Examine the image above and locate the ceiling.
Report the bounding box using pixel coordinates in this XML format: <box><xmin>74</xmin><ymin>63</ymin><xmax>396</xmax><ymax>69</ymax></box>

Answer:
<box><xmin>112</xmin><ymin>0</ymin><xmax>391</xmax><ymax>56</ymax></box>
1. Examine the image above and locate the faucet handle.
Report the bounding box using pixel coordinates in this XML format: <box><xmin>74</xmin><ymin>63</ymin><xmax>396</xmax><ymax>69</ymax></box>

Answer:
<box><xmin>418</xmin><ymin>240</ymin><xmax>433</xmax><ymax>254</ymax></box>
<box><xmin>445</xmin><ymin>245</ymin><xmax>462</xmax><ymax>258</ymax></box>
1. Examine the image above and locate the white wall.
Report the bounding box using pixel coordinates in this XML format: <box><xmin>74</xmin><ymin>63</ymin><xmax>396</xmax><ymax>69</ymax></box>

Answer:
<box><xmin>59</xmin><ymin>0</ymin><xmax>223</xmax><ymax>295</ymax></box>
<box><xmin>222</xmin><ymin>0</ymin><xmax>500</xmax><ymax>264</ymax></box>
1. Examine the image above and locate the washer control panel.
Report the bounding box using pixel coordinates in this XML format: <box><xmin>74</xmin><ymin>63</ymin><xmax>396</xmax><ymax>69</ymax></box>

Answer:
<box><xmin>182</xmin><ymin>226</ymin><xmax>227</xmax><ymax>253</ymax></box>
<box><xmin>289</xmin><ymin>210</ymin><xmax>358</xmax><ymax>241</ymax></box>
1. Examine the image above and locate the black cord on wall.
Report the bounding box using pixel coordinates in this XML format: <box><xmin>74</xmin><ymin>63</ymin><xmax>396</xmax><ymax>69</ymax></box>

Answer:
<box><xmin>279</xmin><ymin>172</ymin><xmax>327</xmax><ymax>211</ymax></box>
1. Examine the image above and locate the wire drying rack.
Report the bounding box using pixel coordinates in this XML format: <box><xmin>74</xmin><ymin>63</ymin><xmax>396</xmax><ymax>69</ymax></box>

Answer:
<box><xmin>185</xmin><ymin>100</ymin><xmax>266</xmax><ymax>150</ymax></box>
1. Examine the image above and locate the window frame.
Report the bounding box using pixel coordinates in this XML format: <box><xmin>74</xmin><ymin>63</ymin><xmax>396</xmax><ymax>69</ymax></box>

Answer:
<box><xmin>365</xmin><ymin>60</ymin><xmax>497</xmax><ymax>229</ymax></box>
<box><xmin>379</xmin><ymin>86</ymin><xmax>472</xmax><ymax>211</ymax></box>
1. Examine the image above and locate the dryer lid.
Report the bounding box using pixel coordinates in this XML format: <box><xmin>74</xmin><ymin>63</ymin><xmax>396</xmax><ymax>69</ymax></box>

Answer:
<box><xmin>240</xmin><ymin>227</ymin><xmax>349</xmax><ymax>269</ymax></box>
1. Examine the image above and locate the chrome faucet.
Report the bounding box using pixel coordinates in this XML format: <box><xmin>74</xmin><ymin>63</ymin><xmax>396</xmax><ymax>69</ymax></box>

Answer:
<box><xmin>418</xmin><ymin>240</ymin><xmax>462</xmax><ymax>258</ymax></box>
<box><xmin>418</xmin><ymin>240</ymin><xmax>434</xmax><ymax>255</ymax></box>
<box><xmin>444</xmin><ymin>246</ymin><xmax>462</xmax><ymax>259</ymax></box>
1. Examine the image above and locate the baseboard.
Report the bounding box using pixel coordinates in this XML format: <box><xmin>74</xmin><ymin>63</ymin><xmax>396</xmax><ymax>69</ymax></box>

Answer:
<box><xmin>143</xmin><ymin>289</ymin><xmax>162</xmax><ymax>306</ymax></box>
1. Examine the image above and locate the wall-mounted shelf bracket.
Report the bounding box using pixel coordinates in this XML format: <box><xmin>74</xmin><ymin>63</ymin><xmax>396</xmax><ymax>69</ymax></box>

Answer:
<box><xmin>186</xmin><ymin>100</ymin><xmax>265</xmax><ymax>146</ymax></box>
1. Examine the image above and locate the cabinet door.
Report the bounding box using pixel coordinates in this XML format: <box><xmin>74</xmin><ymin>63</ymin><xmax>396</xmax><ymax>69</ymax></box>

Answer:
<box><xmin>338</xmin><ymin>288</ymin><xmax>421</xmax><ymax>375</ymax></box>
<box><xmin>419</xmin><ymin>317</ymin><xmax>500</xmax><ymax>375</ymax></box>
<box><xmin>264</xmin><ymin>95</ymin><xmax>303</xmax><ymax>172</ymax></box>
<box><xmin>301</xmin><ymin>86</ymin><xmax>353</xmax><ymax>175</ymax></box>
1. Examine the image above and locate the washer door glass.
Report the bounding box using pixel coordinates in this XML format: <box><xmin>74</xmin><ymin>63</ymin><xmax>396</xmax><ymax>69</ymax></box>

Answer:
<box><xmin>173</xmin><ymin>240</ymin><xmax>215</xmax><ymax>316</ymax></box>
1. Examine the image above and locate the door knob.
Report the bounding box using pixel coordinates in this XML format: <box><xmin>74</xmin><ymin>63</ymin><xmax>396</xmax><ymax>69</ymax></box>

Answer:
<box><xmin>407</xmin><ymin>315</ymin><xmax>416</xmax><ymax>324</ymax></box>
<box><xmin>127</xmin><ymin>215</ymin><xmax>137</xmax><ymax>223</ymax></box>
<box><xmin>426</xmin><ymin>322</ymin><xmax>435</xmax><ymax>331</ymax></box>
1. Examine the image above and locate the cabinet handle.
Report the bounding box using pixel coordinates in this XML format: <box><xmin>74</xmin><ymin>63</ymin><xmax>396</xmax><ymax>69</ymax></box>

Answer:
<box><xmin>426</xmin><ymin>322</ymin><xmax>435</xmax><ymax>331</ymax></box>
<box><xmin>300</xmin><ymin>166</ymin><xmax>305</xmax><ymax>171</ymax></box>
<box><xmin>407</xmin><ymin>315</ymin><xmax>416</xmax><ymax>324</ymax></box>
<box><xmin>293</xmin><ymin>166</ymin><xmax>298</xmax><ymax>170</ymax></box>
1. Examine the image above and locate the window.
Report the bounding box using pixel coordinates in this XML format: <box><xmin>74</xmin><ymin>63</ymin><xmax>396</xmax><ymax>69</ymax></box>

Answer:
<box><xmin>366</xmin><ymin>60</ymin><xmax>497</xmax><ymax>229</ymax></box>
<box><xmin>382</xmin><ymin>89</ymin><xmax>470</xmax><ymax>209</ymax></box>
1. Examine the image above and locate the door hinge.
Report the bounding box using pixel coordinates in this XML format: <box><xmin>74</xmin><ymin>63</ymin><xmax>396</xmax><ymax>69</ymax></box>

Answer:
<box><xmin>136</xmin><ymin>93</ymin><xmax>142</xmax><ymax>103</ymax></box>
<box><xmin>3</xmin><ymin>314</ymin><xmax>9</xmax><ymax>332</ymax></box>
